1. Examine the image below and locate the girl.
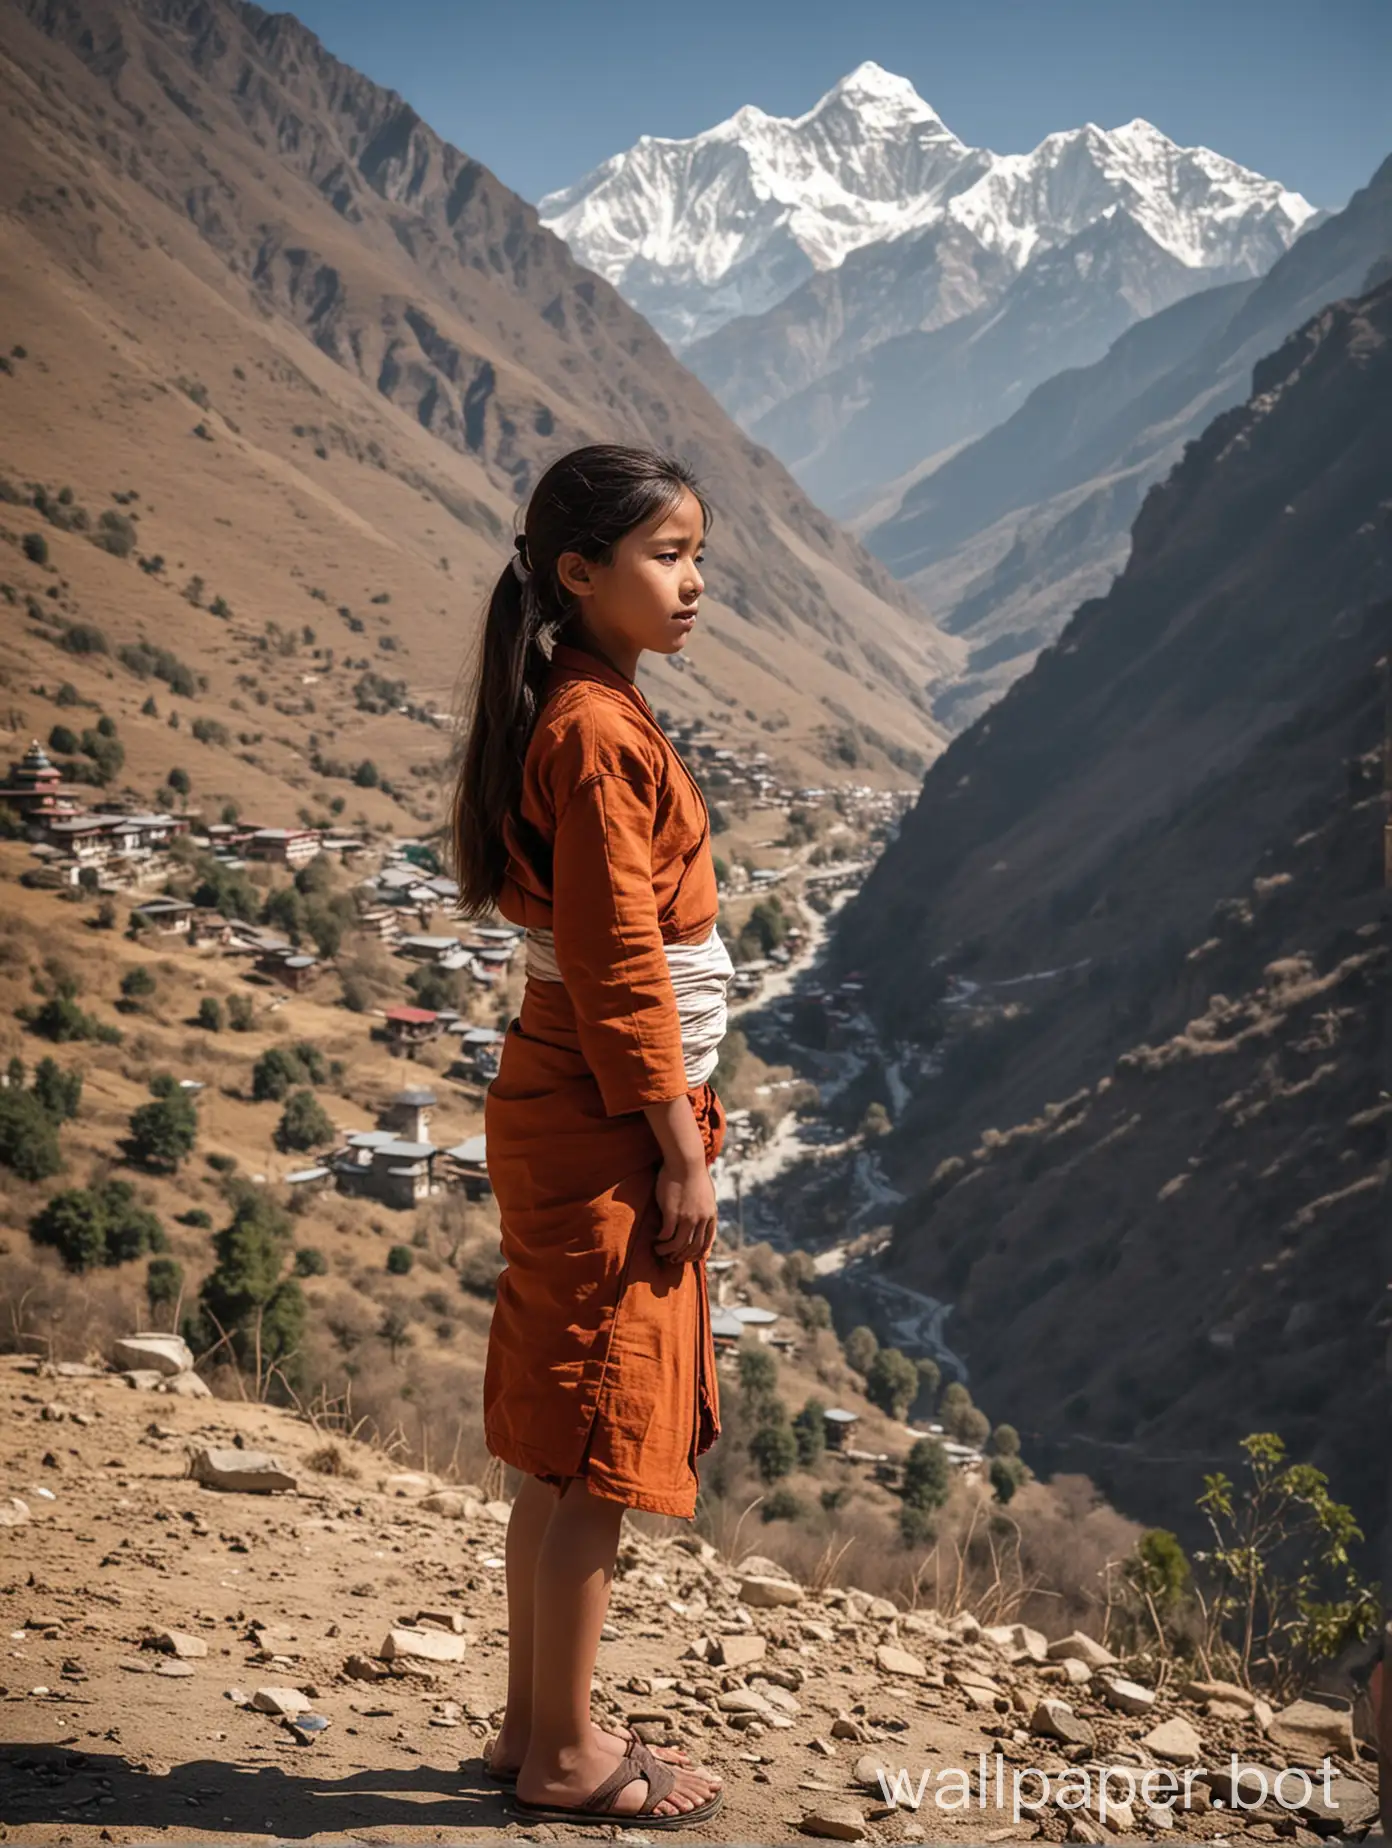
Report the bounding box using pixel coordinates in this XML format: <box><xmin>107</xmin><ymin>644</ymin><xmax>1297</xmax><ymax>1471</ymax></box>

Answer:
<box><xmin>452</xmin><ymin>445</ymin><xmax>732</xmax><ymax>1829</ymax></box>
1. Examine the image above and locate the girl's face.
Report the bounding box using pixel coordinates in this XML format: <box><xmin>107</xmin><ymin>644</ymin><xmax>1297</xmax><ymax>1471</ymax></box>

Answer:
<box><xmin>557</xmin><ymin>487</ymin><xmax>707</xmax><ymax>679</ymax></box>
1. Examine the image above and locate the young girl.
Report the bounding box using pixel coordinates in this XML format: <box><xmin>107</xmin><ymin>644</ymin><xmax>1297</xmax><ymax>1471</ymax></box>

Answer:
<box><xmin>452</xmin><ymin>445</ymin><xmax>732</xmax><ymax>1829</ymax></box>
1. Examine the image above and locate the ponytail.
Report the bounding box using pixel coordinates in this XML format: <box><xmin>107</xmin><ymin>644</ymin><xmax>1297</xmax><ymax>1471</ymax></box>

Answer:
<box><xmin>451</xmin><ymin>444</ymin><xmax>713</xmax><ymax>918</ymax></box>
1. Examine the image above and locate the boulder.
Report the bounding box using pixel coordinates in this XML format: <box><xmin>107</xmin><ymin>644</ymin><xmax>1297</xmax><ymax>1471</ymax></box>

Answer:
<box><xmin>875</xmin><ymin>1644</ymin><xmax>926</xmax><ymax>1680</ymax></box>
<box><xmin>113</xmin><ymin>1334</ymin><xmax>192</xmax><ymax>1376</ymax></box>
<box><xmin>1181</xmin><ymin>1677</ymin><xmax>1257</xmax><ymax>1710</ymax></box>
<box><xmin>1097</xmin><ymin>1676</ymin><xmax>1156</xmax><ymax>1717</ymax></box>
<box><xmin>190</xmin><ymin>1448</ymin><xmax>296</xmax><ymax>1494</ymax></box>
<box><xmin>712</xmin><ymin>1633</ymin><xmax>766</xmax><ymax>1669</ymax></box>
<box><xmin>1140</xmin><ymin>1716</ymin><xmax>1203</xmax><ymax>1764</ymax></box>
<box><xmin>946</xmin><ymin>1611</ymin><xmax>981</xmax><ymax>1643</ymax></box>
<box><xmin>157</xmin><ymin>1630</ymin><xmax>209</xmax><ymax>1660</ymax></box>
<box><xmin>734</xmin><ymin>1553</ymin><xmax>793</xmax><ymax>1580</ymax></box>
<box><xmin>1263</xmin><ymin>1698</ymin><xmax>1355</xmax><ymax>1765</ymax></box>
<box><xmin>852</xmin><ymin>1754</ymin><xmax>889</xmax><ymax>1790</ymax></box>
<box><xmin>252</xmin><ymin>1686</ymin><xmax>311</xmax><ymax>1716</ymax></box>
<box><xmin>158</xmin><ymin>1372</ymin><xmax>211</xmax><ymax>1399</ymax></box>
<box><xmin>1295</xmin><ymin>1770</ymin><xmax>1377</xmax><ymax>1835</ymax></box>
<box><xmin>715</xmin><ymin>1688</ymin><xmax>772</xmax><ymax>1715</ymax></box>
<box><xmin>799</xmin><ymin>1803</ymin><xmax>866</xmax><ymax>1839</ymax></box>
<box><xmin>379</xmin><ymin>1627</ymin><xmax>466</xmax><ymax>1665</ymax></box>
<box><xmin>418</xmin><ymin>1490</ymin><xmax>480</xmax><ymax>1519</ymax></box>
<box><xmin>122</xmin><ymin>1370</ymin><xmax>165</xmax><ymax>1391</ymax></box>
<box><xmin>0</xmin><ymin>1497</ymin><xmax>31</xmax><ymax>1528</ymax></box>
<box><xmin>1047</xmin><ymin>1631</ymin><xmax>1118</xmax><ymax>1670</ymax></box>
<box><xmin>381</xmin><ymin>1471</ymin><xmax>439</xmax><ymax>1498</ymax></box>
<box><xmin>740</xmin><ymin>1574</ymin><xmax>803</xmax><ymax>1608</ymax></box>
<box><xmin>1143</xmin><ymin>1803</ymin><xmax>1175</xmax><ymax>1831</ymax></box>
<box><xmin>1029</xmin><ymin>1699</ymin><xmax>1095</xmax><ymax>1749</ymax></box>
<box><xmin>482</xmin><ymin>1499</ymin><xmax>512</xmax><ymax>1524</ymax></box>
<box><xmin>982</xmin><ymin>1621</ymin><xmax>1049</xmax><ymax>1664</ymax></box>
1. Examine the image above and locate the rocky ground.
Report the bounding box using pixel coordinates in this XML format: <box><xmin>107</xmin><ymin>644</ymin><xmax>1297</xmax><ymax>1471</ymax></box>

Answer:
<box><xmin>0</xmin><ymin>1355</ymin><xmax>1379</xmax><ymax>1846</ymax></box>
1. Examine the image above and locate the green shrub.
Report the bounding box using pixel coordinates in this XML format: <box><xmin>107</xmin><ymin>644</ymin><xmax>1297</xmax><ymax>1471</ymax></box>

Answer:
<box><xmin>31</xmin><ymin>1057</ymin><xmax>82</xmax><ymax>1122</ymax></box>
<box><xmin>844</xmin><ymin>1324</ymin><xmax>878</xmax><ymax>1375</ymax></box>
<box><xmin>274</xmin><ymin>1088</ymin><xmax>335</xmax><ymax>1153</ymax></box>
<box><xmin>866</xmin><ymin>1346</ymin><xmax>919</xmax><ymax>1421</ymax></box>
<box><xmin>294</xmin><ymin>1246</ymin><xmax>328</xmax><ymax>1278</ymax></box>
<box><xmin>22</xmin><ymin>531</ymin><xmax>49</xmax><ymax>566</ymax></box>
<box><xmin>117</xmin><ymin>641</ymin><xmax>197</xmax><ymax>698</ymax></box>
<box><xmin>760</xmin><ymin>1487</ymin><xmax>804</xmax><ymax>1523</ymax></box>
<box><xmin>195</xmin><ymin>997</ymin><xmax>223</xmax><ymax>1032</ymax></box>
<box><xmin>386</xmin><ymin>1244</ymin><xmax>414</xmax><ymax>1276</ymax></box>
<box><xmin>191</xmin><ymin>1186</ymin><xmax>303</xmax><ymax>1379</ymax></box>
<box><xmin>177</xmin><ymin>1208</ymin><xmax>213</xmax><ymax>1229</ymax></box>
<box><xmin>120</xmin><ymin>966</ymin><xmax>157</xmax><ymax>1003</ymax></box>
<box><xmin>59</xmin><ymin>622</ymin><xmax>108</xmax><ymax>656</ymax></box>
<box><xmin>48</xmin><ymin>724</ymin><xmax>78</xmax><ymax>754</ymax></box>
<box><xmin>902</xmin><ymin>1437</ymin><xmax>951</xmax><ymax>1512</ymax></box>
<box><xmin>30</xmin><ymin>1179</ymin><xmax>165</xmax><ymax>1273</ymax></box>
<box><xmin>92</xmin><ymin>510</ymin><xmax>136</xmax><ymax>557</ymax></box>
<box><xmin>126</xmin><ymin>1085</ymin><xmax>198</xmax><ymax>1171</ymax></box>
<box><xmin>226</xmin><ymin>993</ymin><xmax>255</xmax><ymax>1032</ymax></box>
<box><xmin>146</xmin><ymin>1255</ymin><xmax>184</xmax><ymax>1314</ymax></box>
<box><xmin>30</xmin><ymin>995</ymin><xmax>119</xmax><ymax>1044</ymax></box>
<box><xmin>748</xmin><ymin>1420</ymin><xmax>798</xmax><ymax>1483</ymax></box>
<box><xmin>792</xmin><ymin>1398</ymin><xmax>826</xmax><ymax>1467</ymax></box>
<box><xmin>252</xmin><ymin>1042</ymin><xmax>326</xmax><ymax>1102</ymax></box>
<box><xmin>0</xmin><ymin>1089</ymin><xmax>63</xmax><ymax>1181</ymax></box>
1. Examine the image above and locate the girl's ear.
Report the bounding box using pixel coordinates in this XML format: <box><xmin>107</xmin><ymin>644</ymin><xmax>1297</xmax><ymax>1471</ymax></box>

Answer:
<box><xmin>556</xmin><ymin>550</ymin><xmax>595</xmax><ymax>601</ymax></box>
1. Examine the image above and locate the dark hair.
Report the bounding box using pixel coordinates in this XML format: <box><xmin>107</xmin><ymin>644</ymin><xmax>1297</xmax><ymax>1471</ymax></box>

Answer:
<box><xmin>451</xmin><ymin>443</ymin><xmax>712</xmax><ymax>916</ymax></box>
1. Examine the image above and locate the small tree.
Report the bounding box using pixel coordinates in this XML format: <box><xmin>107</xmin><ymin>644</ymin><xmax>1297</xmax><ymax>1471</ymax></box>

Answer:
<box><xmin>22</xmin><ymin>531</ymin><xmax>49</xmax><ymax>566</ymax></box>
<box><xmin>748</xmin><ymin>1419</ymin><xmax>798</xmax><ymax>1484</ymax></box>
<box><xmin>274</xmin><ymin>1088</ymin><xmax>335</xmax><ymax>1153</ymax></box>
<box><xmin>48</xmin><ymin>724</ymin><xmax>79</xmax><ymax>755</ymax></box>
<box><xmin>902</xmin><ymin>1436</ymin><xmax>951</xmax><ymax>1512</ymax></box>
<box><xmin>193</xmin><ymin>1186</ymin><xmax>303</xmax><ymax>1381</ymax></box>
<box><xmin>939</xmin><ymin>1380</ymin><xmax>975</xmax><ymax>1440</ymax></box>
<box><xmin>30</xmin><ymin>1180</ymin><xmax>164</xmax><ymax>1272</ymax></box>
<box><xmin>294</xmin><ymin>1246</ymin><xmax>328</xmax><ymax>1277</ymax></box>
<box><xmin>120</xmin><ymin>966</ymin><xmax>157</xmax><ymax>1005</ymax></box>
<box><xmin>990</xmin><ymin>1458</ymin><xmax>1020</xmax><ymax>1503</ymax></box>
<box><xmin>226</xmin><ymin>993</ymin><xmax>255</xmax><ymax>1032</ymax></box>
<box><xmin>31</xmin><ymin>1057</ymin><xmax>82</xmax><ymax>1122</ymax></box>
<box><xmin>0</xmin><ymin>1089</ymin><xmax>63</xmax><ymax>1181</ymax></box>
<box><xmin>782</xmin><ymin>1250</ymin><xmax>817</xmax><ymax>1289</ymax></box>
<box><xmin>127</xmin><ymin>1085</ymin><xmax>198</xmax><ymax>1171</ymax></box>
<box><xmin>792</xmin><ymin>1397</ymin><xmax>826</xmax><ymax>1467</ymax></box>
<box><xmin>378</xmin><ymin>1303</ymin><xmax>412</xmax><ymax>1362</ymax></box>
<box><xmin>146</xmin><ymin>1255</ymin><xmax>185</xmax><ymax>1322</ymax></box>
<box><xmin>914</xmin><ymin>1356</ymin><xmax>942</xmax><ymax>1414</ymax></box>
<box><xmin>738</xmin><ymin>1345</ymin><xmax>778</xmax><ymax>1401</ymax></box>
<box><xmin>386</xmin><ymin>1243</ymin><xmax>414</xmax><ymax>1276</ymax></box>
<box><xmin>844</xmin><ymin>1324</ymin><xmax>879</xmax><ymax>1376</ymax></box>
<box><xmin>958</xmin><ymin>1406</ymin><xmax>991</xmax><ymax>1449</ymax></box>
<box><xmin>866</xmin><ymin>1346</ymin><xmax>919</xmax><ymax>1421</ymax></box>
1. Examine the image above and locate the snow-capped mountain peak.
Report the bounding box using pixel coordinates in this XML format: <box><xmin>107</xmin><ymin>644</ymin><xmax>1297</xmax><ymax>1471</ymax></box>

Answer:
<box><xmin>539</xmin><ymin>67</ymin><xmax>1315</xmax><ymax>352</ymax></box>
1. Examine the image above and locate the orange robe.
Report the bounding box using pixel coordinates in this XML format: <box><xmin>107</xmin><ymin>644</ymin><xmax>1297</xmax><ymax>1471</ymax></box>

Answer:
<box><xmin>482</xmin><ymin>643</ymin><xmax>724</xmax><ymax>1518</ymax></box>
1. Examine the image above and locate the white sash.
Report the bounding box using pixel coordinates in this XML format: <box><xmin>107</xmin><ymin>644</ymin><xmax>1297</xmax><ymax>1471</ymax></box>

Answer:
<box><xmin>525</xmin><ymin>923</ymin><xmax>734</xmax><ymax>1088</ymax></box>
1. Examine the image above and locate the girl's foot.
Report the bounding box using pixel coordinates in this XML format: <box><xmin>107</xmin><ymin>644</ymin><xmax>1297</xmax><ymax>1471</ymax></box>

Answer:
<box><xmin>486</xmin><ymin>1718</ymin><xmax>693</xmax><ymax>1779</ymax></box>
<box><xmin>514</xmin><ymin>1723</ymin><xmax>721</xmax><ymax>1819</ymax></box>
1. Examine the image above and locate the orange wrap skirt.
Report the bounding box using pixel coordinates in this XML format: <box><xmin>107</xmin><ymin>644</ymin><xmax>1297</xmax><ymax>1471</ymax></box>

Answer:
<box><xmin>482</xmin><ymin>991</ymin><xmax>725</xmax><ymax>1519</ymax></box>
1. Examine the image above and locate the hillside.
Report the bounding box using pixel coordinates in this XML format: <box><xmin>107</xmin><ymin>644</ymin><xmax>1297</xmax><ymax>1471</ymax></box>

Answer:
<box><xmin>0</xmin><ymin>0</ymin><xmax>956</xmax><ymax>810</ymax></box>
<box><xmin>827</xmin><ymin>273</ymin><xmax>1392</xmax><ymax>1550</ymax></box>
<box><xmin>867</xmin><ymin>153</ymin><xmax>1392</xmax><ymax>727</ymax></box>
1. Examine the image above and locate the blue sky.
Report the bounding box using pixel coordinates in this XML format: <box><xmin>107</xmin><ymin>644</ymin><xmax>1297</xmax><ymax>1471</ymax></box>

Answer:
<box><xmin>284</xmin><ymin>0</ymin><xmax>1389</xmax><ymax>212</ymax></box>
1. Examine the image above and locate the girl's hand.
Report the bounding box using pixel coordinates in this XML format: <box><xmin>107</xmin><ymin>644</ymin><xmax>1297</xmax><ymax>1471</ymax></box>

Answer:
<box><xmin>653</xmin><ymin>1154</ymin><xmax>718</xmax><ymax>1266</ymax></box>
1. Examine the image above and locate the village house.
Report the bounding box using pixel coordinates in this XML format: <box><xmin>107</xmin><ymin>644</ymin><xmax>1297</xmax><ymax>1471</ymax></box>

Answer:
<box><xmin>396</xmin><ymin>933</ymin><xmax>467</xmax><ymax>965</ymax></box>
<box><xmin>187</xmin><ymin>909</ymin><xmax>234</xmax><ymax>948</ymax></box>
<box><xmin>822</xmin><ymin>1408</ymin><xmax>860</xmax><ymax>1451</ymax></box>
<box><xmin>257</xmin><ymin>950</ymin><xmax>319</xmax><ymax>992</ymax></box>
<box><xmin>0</xmin><ymin>741</ymin><xmax>83</xmax><ymax>826</ymax></box>
<box><xmin>357</xmin><ymin>906</ymin><xmax>402</xmax><ymax>943</ymax></box>
<box><xmin>443</xmin><ymin>1134</ymin><xmax>490</xmax><ymax>1199</ymax></box>
<box><xmin>382</xmin><ymin>1087</ymin><xmax>435</xmax><ymax>1144</ymax></box>
<box><xmin>131</xmin><ymin>896</ymin><xmax>195</xmax><ymax>936</ymax></box>
<box><xmin>449</xmin><ymin>1023</ymin><xmax>503</xmax><ymax>1083</ymax></box>
<box><xmin>383</xmin><ymin>1004</ymin><xmax>441</xmax><ymax>1057</ymax></box>
<box><xmin>244</xmin><ymin>826</ymin><xmax>320</xmax><ymax>869</ymax></box>
<box><xmin>333</xmin><ymin>1131</ymin><xmax>438</xmax><ymax>1210</ymax></box>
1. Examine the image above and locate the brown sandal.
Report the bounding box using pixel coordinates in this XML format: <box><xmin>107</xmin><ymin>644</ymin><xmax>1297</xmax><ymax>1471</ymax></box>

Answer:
<box><xmin>483</xmin><ymin>1726</ymin><xmax>693</xmax><ymax>1786</ymax></box>
<box><xmin>510</xmin><ymin>1737</ymin><xmax>724</xmax><ymax>1829</ymax></box>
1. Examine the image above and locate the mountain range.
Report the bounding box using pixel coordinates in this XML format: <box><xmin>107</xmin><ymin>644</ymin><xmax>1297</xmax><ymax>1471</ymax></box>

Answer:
<box><xmin>0</xmin><ymin>0</ymin><xmax>955</xmax><ymax>793</ymax></box>
<box><xmin>824</xmin><ymin>258</ymin><xmax>1392</xmax><ymax>1539</ymax></box>
<box><xmin>542</xmin><ymin>63</ymin><xmax>1315</xmax><ymax>514</ymax></box>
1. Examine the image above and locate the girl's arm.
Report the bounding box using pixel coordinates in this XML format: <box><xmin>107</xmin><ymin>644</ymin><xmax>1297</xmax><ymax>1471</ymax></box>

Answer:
<box><xmin>644</xmin><ymin>1096</ymin><xmax>718</xmax><ymax>1266</ymax></box>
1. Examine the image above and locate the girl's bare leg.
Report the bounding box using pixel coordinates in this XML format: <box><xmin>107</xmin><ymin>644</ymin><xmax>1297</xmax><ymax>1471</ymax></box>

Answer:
<box><xmin>514</xmin><ymin>1477</ymin><xmax>722</xmax><ymax>1817</ymax></box>
<box><xmin>491</xmin><ymin>1474</ymin><xmax>697</xmax><ymax>1775</ymax></box>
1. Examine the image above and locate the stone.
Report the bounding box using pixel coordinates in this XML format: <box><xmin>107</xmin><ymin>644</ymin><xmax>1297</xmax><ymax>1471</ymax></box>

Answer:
<box><xmin>1140</xmin><ymin>1716</ymin><xmax>1203</xmax><ymax>1764</ymax></box>
<box><xmin>0</xmin><ymin>1497</ymin><xmax>31</xmax><ymax>1527</ymax></box>
<box><xmin>1204</xmin><ymin>1762</ymin><xmax>1284</xmax><ymax>1809</ymax></box>
<box><xmin>1096</xmin><ymin>1677</ymin><xmax>1155</xmax><ymax>1716</ymax></box>
<box><xmin>1083</xmin><ymin>1795</ymin><xmax>1135</xmax><ymax>1833</ymax></box>
<box><xmin>411</xmin><ymin>1609</ymin><xmax>467</xmax><ymax>1635</ymax></box>
<box><xmin>1205</xmin><ymin>1698</ymin><xmax>1252</xmax><ymax>1722</ymax></box>
<box><xmin>379</xmin><ymin>1627</ymin><xmax>466</xmax><ymax>1665</ymax></box>
<box><xmin>1029</xmin><ymin>1700</ymin><xmax>1095</xmax><ymax>1749</ymax></box>
<box><xmin>830</xmin><ymin>1714</ymin><xmax>873</xmax><ymax>1743</ymax></box>
<box><xmin>158</xmin><ymin>1630</ymin><xmax>209</xmax><ymax>1660</ymax></box>
<box><xmin>1263</xmin><ymin>1698</ymin><xmax>1355</xmax><ymax>1765</ymax></box>
<box><xmin>252</xmin><ymin>1686</ymin><xmax>312</xmax><ymax>1716</ymax></box>
<box><xmin>382</xmin><ymin>1470</ymin><xmax>439</xmax><ymax>1497</ymax></box>
<box><xmin>800</xmin><ymin>1619</ymin><xmax>836</xmax><ymax>1644</ymax></box>
<box><xmin>113</xmin><ymin>1334</ymin><xmax>192</xmax><ymax>1376</ymax></box>
<box><xmin>716</xmin><ymin>1688</ymin><xmax>771</xmax><ymax>1715</ymax></box>
<box><xmin>419</xmin><ymin>1491</ymin><xmax>481</xmax><ymax>1519</ymax></box>
<box><xmin>286</xmin><ymin>1713</ymin><xmax>331</xmax><ymax>1744</ymax></box>
<box><xmin>482</xmin><ymin>1499</ymin><xmax>512</xmax><ymax>1523</ymax></box>
<box><xmin>712</xmin><ymin>1633</ymin><xmax>766</xmax><ymax>1669</ymax></box>
<box><xmin>947</xmin><ymin>1611</ymin><xmax>981</xmax><ymax>1643</ymax></box>
<box><xmin>982</xmin><ymin>1621</ymin><xmax>1049</xmax><ymax>1664</ymax></box>
<box><xmin>799</xmin><ymin>1802</ymin><xmax>866</xmax><ymax>1839</ymax></box>
<box><xmin>344</xmin><ymin>1654</ymin><xmax>389</xmax><ymax>1682</ymax></box>
<box><xmin>122</xmin><ymin>1370</ymin><xmax>164</xmax><ymax>1391</ymax></box>
<box><xmin>158</xmin><ymin>1372</ymin><xmax>212</xmax><ymax>1399</ymax></box>
<box><xmin>740</xmin><ymin>1574</ymin><xmax>804</xmax><ymax>1608</ymax></box>
<box><xmin>1143</xmin><ymin>1803</ymin><xmax>1174</xmax><ymax>1831</ymax></box>
<box><xmin>874</xmin><ymin>1644</ymin><xmax>926</xmax><ymax>1680</ymax></box>
<box><xmin>1047</xmin><ymin>1631</ymin><xmax>1118</xmax><ymax>1670</ymax></box>
<box><xmin>190</xmin><ymin>1448</ymin><xmax>297</xmax><ymax>1495</ymax></box>
<box><xmin>735</xmin><ymin>1553</ymin><xmax>791</xmax><ymax>1580</ymax></box>
<box><xmin>1059</xmin><ymin>1657</ymin><xmax>1093</xmax><ymax>1686</ymax></box>
<box><xmin>852</xmin><ymin>1754</ymin><xmax>888</xmax><ymax>1790</ymax></box>
<box><xmin>1064</xmin><ymin>1817</ymin><xmax>1108</xmax><ymax>1844</ymax></box>
<box><xmin>1295</xmin><ymin>1770</ymin><xmax>1377</xmax><ymax>1835</ymax></box>
<box><xmin>156</xmin><ymin>1661</ymin><xmax>195</xmax><ymax>1677</ymax></box>
<box><xmin>1181</xmin><ymin>1676</ymin><xmax>1258</xmax><ymax>1709</ymax></box>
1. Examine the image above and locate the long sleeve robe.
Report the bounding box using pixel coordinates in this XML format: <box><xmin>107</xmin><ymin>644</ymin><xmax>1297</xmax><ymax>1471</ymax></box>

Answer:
<box><xmin>481</xmin><ymin>643</ymin><xmax>724</xmax><ymax>1517</ymax></box>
